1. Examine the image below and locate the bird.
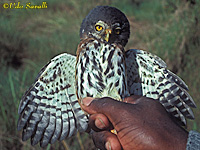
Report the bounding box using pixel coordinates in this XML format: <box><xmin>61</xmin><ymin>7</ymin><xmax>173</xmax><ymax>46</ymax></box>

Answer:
<box><xmin>17</xmin><ymin>6</ymin><xmax>196</xmax><ymax>147</ymax></box>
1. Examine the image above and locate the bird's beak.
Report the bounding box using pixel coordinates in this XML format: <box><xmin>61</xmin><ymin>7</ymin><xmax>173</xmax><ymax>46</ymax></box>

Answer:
<box><xmin>104</xmin><ymin>29</ymin><xmax>112</xmax><ymax>42</ymax></box>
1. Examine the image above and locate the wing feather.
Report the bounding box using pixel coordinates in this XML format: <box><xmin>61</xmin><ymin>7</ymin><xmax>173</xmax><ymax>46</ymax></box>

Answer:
<box><xmin>18</xmin><ymin>53</ymin><xmax>88</xmax><ymax>147</ymax></box>
<box><xmin>125</xmin><ymin>49</ymin><xmax>196</xmax><ymax>125</ymax></box>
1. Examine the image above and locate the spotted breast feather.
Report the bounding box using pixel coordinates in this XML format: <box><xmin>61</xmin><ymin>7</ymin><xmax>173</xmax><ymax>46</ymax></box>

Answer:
<box><xmin>76</xmin><ymin>38</ymin><xmax>129</xmax><ymax>101</ymax></box>
<box><xmin>126</xmin><ymin>49</ymin><xmax>196</xmax><ymax>125</ymax></box>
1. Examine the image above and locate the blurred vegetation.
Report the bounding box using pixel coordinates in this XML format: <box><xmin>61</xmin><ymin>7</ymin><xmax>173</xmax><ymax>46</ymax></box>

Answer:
<box><xmin>0</xmin><ymin>0</ymin><xmax>199</xmax><ymax>149</ymax></box>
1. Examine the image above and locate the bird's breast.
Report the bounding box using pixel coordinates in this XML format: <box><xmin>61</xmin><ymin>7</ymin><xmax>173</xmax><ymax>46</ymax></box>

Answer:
<box><xmin>75</xmin><ymin>38</ymin><xmax>129</xmax><ymax>101</ymax></box>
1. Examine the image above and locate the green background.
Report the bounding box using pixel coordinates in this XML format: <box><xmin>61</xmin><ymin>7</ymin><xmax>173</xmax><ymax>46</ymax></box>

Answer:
<box><xmin>0</xmin><ymin>0</ymin><xmax>199</xmax><ymax>149</ymax></box>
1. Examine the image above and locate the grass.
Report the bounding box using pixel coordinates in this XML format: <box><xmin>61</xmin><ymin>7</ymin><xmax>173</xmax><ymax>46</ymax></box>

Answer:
<box><xmin>0</xmin><ymin>0</ymin><xmax>199</xmax><ymax>149</ymax></box>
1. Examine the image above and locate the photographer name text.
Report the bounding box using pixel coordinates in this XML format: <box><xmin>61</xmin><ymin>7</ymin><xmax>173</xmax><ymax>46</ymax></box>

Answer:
<box><xmin>3</xmin><ymin>2</ymin><xmax>47</xmax><ymax>9</ymax></box>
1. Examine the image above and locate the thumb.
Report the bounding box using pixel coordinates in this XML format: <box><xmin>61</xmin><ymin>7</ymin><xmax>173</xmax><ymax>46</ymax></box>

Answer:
<box><xmin>81</xmin><ymin>97</ymin><xmax>127</xmax><ymax>120</ymax></box>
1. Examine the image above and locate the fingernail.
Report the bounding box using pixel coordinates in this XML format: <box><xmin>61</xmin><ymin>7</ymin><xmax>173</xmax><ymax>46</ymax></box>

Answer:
<box><xmin>82</xmin><ymin>97</ymin><xmax>93</xmax><ymax>106</ymax></box>
<box><xmin>105</xmin><ymin>141</ymin><xmax>111</xmax><ymax>150</ymax></box>
<box><xmin>95</xmin><ymin>118</ymin><xmax>106</xmax><ymax>129</ymax></box>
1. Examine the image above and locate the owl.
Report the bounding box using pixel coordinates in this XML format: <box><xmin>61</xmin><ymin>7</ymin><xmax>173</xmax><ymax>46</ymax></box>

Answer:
<box><xmin>17</xmin><ymin>6</ymin><xmax>196</xmax><ymax>147</ymax></box>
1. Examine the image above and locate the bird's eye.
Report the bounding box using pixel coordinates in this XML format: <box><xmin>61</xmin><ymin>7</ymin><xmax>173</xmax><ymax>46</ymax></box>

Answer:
<box><xmin>114</xmin><ymin>27</ymin><xmax>121</xmax><ymax>34</ymax></box>
<box><xmin>95</xmin><ymin>25</ymin><xmax>103</xmax><ymax>31</ymax></box>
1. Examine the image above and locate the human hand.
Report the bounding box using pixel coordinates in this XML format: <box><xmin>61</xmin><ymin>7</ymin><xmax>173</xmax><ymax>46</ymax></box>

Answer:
<box><xmin>81</xmin><ymin>96</ymin><xmax>188</xmax><ymax>150</ymax></box>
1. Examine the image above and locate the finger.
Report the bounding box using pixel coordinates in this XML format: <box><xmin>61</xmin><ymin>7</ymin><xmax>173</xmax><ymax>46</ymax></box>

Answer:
<box><xmin>89</xmin><ymin>114</ymin><xmax>113</xmax><ymax>131</ymax></box>
<box><xmin>81</xmin><ymin>97</ymin><xmax>132</xmax><ymax>131</ymax></box>
<box><xmin>92</xmin><ymin>131</ymin><xmax>122</xmax><ymax>150</ymax></box>
<box><xmin>81</xmin><ymin>97</ymin><xmax>126</xmax><ymax>116</ymax></box>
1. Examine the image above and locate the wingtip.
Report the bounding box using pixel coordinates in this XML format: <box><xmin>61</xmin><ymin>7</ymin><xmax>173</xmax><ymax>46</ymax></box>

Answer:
<box><xmin>186</xmin><ymin>108</ymin><xmax>195</xmax><ymax>120</ymax></box>
<box><xmin>17</xmin><ymin>123</ymin><xmax>23</xmax><ymax>131</ymax></box>
<box><xmin>31</xmin><ymin>133</ymin><xmax>42</xmax><ymax>146</ymax></box>
<box><xmin>22</xmin><ymin>130</ymin><xmax>31</xmax><ymax>142</ymax></box>
<box><xmin>31</xmin><ymin>138</ymin><xmax>40</xmax><ymax>146</ymax></box>
<box><xmin>190</xmin><ymin>102</ymin><xmax>197</xmax><ymax>108</ymax></box>
<box><xmin>185</xmin><ymin>93</ymin><xmax>196</xmax><ymax>108</ymax></box>
<box><xmin>190</xmin><ymin>97</ymin><xmax>197</xmax><ymax>108</ymax></box>
<box><xmin>180</xmin><ymin>114</ymin><xmax>187</xmax><ymax>126</ymax></box>
<box><xmin>40</xmin><ymin>140</ymin><xmax>49</xmax><ymax>148</ymax></box>
<box><xmin>167</xmin><ymin>70</ymin><xmax>189</xmax><ymax>91</ymax></box>
<box><xmin>17</xmin><ymin>115</ymin><xmax>25</xmax><ymax>131</ymax></box>
<box><xmin>18</xmin><ymin>99</ymin><xmax>24</xmax><ymax>114</ymax></box>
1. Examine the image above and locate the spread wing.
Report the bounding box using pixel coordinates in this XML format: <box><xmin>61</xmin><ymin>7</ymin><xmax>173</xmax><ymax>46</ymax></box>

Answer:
<box><xmin>17</xmin><ymin>53</ymin><xmax>88</xmax><ymax>147</ymax></box>
<box><xmin>125</xmin><ymin>49</ymin><xmax>196</xmax><ymax>125</ymax></box>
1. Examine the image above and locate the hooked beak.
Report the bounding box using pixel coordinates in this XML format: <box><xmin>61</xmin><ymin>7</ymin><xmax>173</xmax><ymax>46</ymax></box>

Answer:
<box><xmin>104</xmin><ymin>29</ymin><xmax>112</xmax><ymax>42</ymax></box>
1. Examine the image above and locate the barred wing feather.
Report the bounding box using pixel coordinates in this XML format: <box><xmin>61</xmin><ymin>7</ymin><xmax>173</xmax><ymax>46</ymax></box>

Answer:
<box><xmin>125</xmin><ymin>49</ymin><xmax>196</xmax><ymax>125</ymax></box>
<box><xmin>17</xmin><ymin>53</ymin><xmax>88</xmax><ymax>147</ymax></box>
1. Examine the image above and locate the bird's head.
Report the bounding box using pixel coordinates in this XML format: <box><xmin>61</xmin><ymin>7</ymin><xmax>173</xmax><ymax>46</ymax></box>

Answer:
<box><xmin>80</xmin><ymin>6</ymin><xmax>130</xmax><ymax>47</ymax></box>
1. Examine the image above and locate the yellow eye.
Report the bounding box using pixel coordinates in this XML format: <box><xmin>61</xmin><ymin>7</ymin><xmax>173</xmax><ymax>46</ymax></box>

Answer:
<box><xmin>95</xmin><ymin>25</ymin><xmax>103</xmax><ymax>31</ymax></box>
<box><xmin>115</xmin><ymin>28</ymin><xmax>121</xmax><ymax>34</ymax></box>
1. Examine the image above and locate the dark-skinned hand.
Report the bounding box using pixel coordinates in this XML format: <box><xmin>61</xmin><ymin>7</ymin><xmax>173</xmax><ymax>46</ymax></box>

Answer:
<box><xmin>80</xmin><ymin>95</ymin><xmax>188</xmax><ymax>150</ymax></box>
